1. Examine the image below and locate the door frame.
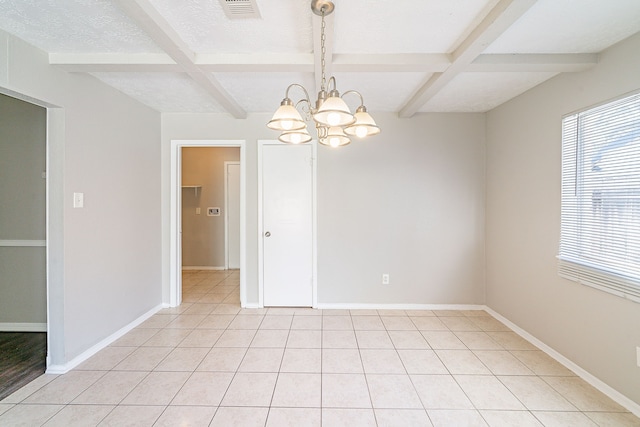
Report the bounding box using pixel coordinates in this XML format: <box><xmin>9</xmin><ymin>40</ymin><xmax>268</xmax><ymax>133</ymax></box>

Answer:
<box><xmin>170</xmin><ymin>140</ymin><xmax>246</xmax><ymax>307</ymax></box>
<box><xmin>257</xmin><ymin>140</ymin><xmax>318</xmax><ymax>308</ymax></box>
<box><xmin>0</xmin><ymin>87</ymin><xmax>64</xmax><ymax>368</ymax></box>
<box><xmin>224</xmin><ymin>161</ymin><xmax>240</xmax><ymax>270</ymax></box>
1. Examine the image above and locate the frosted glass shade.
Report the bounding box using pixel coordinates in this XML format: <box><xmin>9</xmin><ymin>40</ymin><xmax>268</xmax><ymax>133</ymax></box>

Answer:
<box><xmin>267</xmin><ymin>102</ymin><xmax>306</xmax><ymax>131</ymax></box>
<box><xmin>313</xmin><ymin>94</ymin><xmax>355</xmax><ymax>127</ymax></box>
<box><xmin>319</xmin><ymin>126</ymin><xmax>350</xmax><ymax>147</ymax></box>
<box><xmin>344</xmin><ymin>109</ymin><xmax>381</xmax><ymax>138</ymax></box>
<box><xmin>279</xmin><ymin>127</ymin><xmax>312</xmax><ymax>144</ymax></box>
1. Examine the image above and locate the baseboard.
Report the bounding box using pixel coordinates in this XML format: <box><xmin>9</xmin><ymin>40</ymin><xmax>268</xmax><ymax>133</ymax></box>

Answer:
<box><xmin>316</xmin><ymin>303</ymin><xmax>486</xmax><ymax>311</ymax></box>
<box><xmin>242</xmin><ymin>303</ymin><xmax>263</xmax><ymax>309</ymax></box>
<box><xmin>46</xmin><ymin>304</ymin><xmax>163</xmax><ymax>374</ymax></box>
<box><xmin>485</xmin><ymin>306</ymin><xmax>640</xmax><ymax>418</ymax></box>
<box><xmin>0</xmin><ymin>322</ymin><xmax>47</xmax><ymax>332</ymax></box>
<box><xmin>182</xmin><ymin>266</ymin><xmax>226</xmax><ymax>271</ymax></box>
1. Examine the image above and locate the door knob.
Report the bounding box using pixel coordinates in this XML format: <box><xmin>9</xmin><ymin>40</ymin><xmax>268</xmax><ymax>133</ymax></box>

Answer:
<box><xmin>265</xmin><ymin>231</ymin><xmax>271</xmax><ymax>237</ymax></box>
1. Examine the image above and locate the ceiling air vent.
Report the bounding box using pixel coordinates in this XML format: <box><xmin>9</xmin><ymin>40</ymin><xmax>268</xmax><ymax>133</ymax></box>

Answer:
<box><xmin>218</xmin><ymin>0</ymin><xmax>261</xmax><ymax>19</ymax></box>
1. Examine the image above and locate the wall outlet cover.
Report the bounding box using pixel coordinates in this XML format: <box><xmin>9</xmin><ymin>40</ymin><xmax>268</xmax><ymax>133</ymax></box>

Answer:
<box><xmin>207</xmin><ymin>207</ymin><xmax>221</xmax><ymax>216</ymax></box>
<box><xmin>73</xmin><ymin>192</ymin><xmax>84</xmax><ymax>208</ymax></box>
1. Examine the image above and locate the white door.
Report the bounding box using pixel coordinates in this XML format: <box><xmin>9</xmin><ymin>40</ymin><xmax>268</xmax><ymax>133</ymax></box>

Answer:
<box><xmin>261</xmin><ymin>143</ymin><xmax>313</xmax><ymax>307</ymax></box>
<box><xmin>226</xmin><ymin>162</ymin><xmax>240</xmax><ymax>269</ymax></box>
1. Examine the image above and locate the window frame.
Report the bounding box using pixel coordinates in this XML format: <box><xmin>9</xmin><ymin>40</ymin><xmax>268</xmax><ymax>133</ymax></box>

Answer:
<box><xmin>558</xmin><ymin>90</ymin><xmax>640</xmax><ymax>303</ymax></box>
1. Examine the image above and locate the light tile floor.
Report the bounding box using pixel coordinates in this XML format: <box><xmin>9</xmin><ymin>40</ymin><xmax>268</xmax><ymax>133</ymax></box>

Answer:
<box><xmin>1</xmin><ymin>270</ymin><xmax>639</xmax><ymax>426</ymax></box>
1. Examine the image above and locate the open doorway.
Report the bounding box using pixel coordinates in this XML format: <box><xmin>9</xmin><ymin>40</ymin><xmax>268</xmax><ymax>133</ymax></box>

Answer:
<box><xmin>0</xmin><ymin>93</ymin><xmax>47</xmax><ymax>399</ymax></box>
<box><xmin>169</xmin><ymin>140</ymin><xmax>246</xmax><ymax>308</ymax></box>
<box><xmin>181</xmin><ymin>147</ymin><xmax>240</xmax><ymax>305</ymax></box>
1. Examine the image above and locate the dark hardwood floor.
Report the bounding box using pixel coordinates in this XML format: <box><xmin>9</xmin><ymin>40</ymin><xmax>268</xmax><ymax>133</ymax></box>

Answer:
<box><xmin>0</xmin><ymin>332</ymin><xmax>46</xmax><ymax>401</ymax></box>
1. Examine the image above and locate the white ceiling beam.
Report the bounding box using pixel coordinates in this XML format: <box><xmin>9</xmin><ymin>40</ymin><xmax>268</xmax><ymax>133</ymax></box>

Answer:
<box><xmin>49</xmin><ymin>52</ymin><xmax>451</xmax><ymax>74</ymax></box>
<box><xmin>114</xmin><ymin>0</ymin><xmax>246</xmax><ymax>118</ymax></box>
<box><xmin>332</xmin><ymin>54</ymin><xmax>451</xmax><ymax>73</ymax></box>
<box><xmin>50</xmin><ymin>53</ymin><xmax>175</xmax><ymax>65</ymax></box>
<box><xmin>196</xmin><ymin>54</ymin><xmax>314</xmax><ymax>72</ymax></box>
<box><xmin>50</xmin><ymin>53</ymin><xmax>181</xmax><ymax>72</ymax></box>
<box><xmin>399</xmin><ymin>0</ymin><xmax>537</xmax><ymax>118</ymax></box>
<box><xmin>50</xmin><ymin>51</ymin><xmax>597</xmax><ymax>75</ymax></box>
<box><xmin>52</xmin><ymin>63</ymin><xmax>182</xmax><ymax>73</ymax></box>
<box><xmin>469</xmin><ymin>53</ymin><xmax>598</xmax><ymax>72</ymax></box>
<box><xmin>50</xmin><ymin>53</ymin><xmax>314</xmax><ymax>73</ymax></box>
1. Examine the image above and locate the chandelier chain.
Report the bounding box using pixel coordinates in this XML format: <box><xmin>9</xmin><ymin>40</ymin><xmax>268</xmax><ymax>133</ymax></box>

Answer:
<box><xmin>320</xmin><ymin>7</ymin><xmax>326</xmax><ymax>92</ymax></box>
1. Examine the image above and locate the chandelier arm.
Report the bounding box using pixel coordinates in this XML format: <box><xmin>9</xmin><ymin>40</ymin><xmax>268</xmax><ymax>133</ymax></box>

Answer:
<box><xmin>341</xmin><ymin>90</ymin><xmax>365</xmax><ymax>108</ymax></box>
<box><xmin>285</xmin><ymin>83</ymin><xmax>312</xmax><ymax>103</ymax></box>
<box><xmin>295</xmin><ymin>99</ymin><xmax>313</xmax><ymax>120</ymax></box>
<box><xmin>327</xmin><ymin>76</ymin><xmax>337</xmax><ymax>92</ymax></box>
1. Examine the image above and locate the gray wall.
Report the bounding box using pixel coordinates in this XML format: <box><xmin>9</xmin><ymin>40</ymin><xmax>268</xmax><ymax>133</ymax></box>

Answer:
<box><xmin>486</xmin><ymin>32</ymin><xmax>640</xmax><ymax>406</ymax></box>
<box><xmin>317</xmin><ymin>113</ymin><xmax>486</xmax><ymax>304</ymax></box>
<box><xmin>1</xmin><ymin>30</ymin><xmax>162</xmax><ymax>366</ymax></box>
<box><xmin>161</xmin><ymin>112</ymin><xmax>486</xmax><ymax>306</ymax></box>
<box><xmin>0</xmin><ymin>93</ymin><xmax>46</xmax><ymax>326</ymax></box>
<box><xmin>182</xmin><ymin>147</ymin><xmax>240</xmax><ymax>268</ymax></box>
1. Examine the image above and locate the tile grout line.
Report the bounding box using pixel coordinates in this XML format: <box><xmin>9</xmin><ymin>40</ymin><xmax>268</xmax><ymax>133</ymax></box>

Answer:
<box><xmin>353</xmin><ymin>309</ymin><xmax>379</xmax><ymax>425</ymax></box>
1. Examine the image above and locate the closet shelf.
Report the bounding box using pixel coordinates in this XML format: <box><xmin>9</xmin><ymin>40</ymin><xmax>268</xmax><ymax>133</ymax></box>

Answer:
<box><xmin>181</xmin><ymin>185</ymin><xmax>202</xmax><ymax>197</ymax></box>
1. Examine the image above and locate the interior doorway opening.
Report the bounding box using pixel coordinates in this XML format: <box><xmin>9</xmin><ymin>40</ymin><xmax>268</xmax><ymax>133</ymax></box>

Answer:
<box><xmin>180</xmin><ymin>149</ymin><xmax>241</xmax><ymax>307</ymax></box>
<box><xmin>170</xmin><ymin>140</ymin><xmax>246</xmax><ymax>308</ymax></box>
<box><xmin>181</xmin><ymin>147</ymin><xmax>240</xmax><ymax>272</ymax></box>
<box><xmin>0</xmin><ymin>93</ymin><xmax>48</xmax><ymax>395</ymax></box>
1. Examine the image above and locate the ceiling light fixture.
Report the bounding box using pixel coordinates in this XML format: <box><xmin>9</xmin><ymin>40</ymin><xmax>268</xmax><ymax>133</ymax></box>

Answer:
<box><xmin>267</xmin><ymin>0</ymin><xmax>380</xmax><ymax>147</ymax></box>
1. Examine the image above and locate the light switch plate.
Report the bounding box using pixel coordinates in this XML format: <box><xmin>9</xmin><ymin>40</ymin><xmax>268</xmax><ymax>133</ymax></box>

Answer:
<box><xmin>73</xmin><ymin>192</ymin><xmax>84</xmax><ymax>208</ymax></box>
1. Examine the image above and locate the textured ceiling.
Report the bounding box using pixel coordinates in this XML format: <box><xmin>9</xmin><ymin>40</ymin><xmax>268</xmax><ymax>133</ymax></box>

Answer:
<box><xmin>0</xmin><ymin>0</ymin><xmax>639</xmax><ymax>116</ymax></box>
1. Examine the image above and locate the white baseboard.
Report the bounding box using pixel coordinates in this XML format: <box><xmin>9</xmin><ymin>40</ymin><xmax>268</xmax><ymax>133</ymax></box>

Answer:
<box><xmin>485</xmin><ymin>307</ymin><xmax>640</xmax><ymax>418</ymax></box>
<box><xmin>0</xmin><ymin>322</ymin><xmax>47</xmax><ymax>332</ymax></box>
<box><xmin>46</xmin><ymin>304</ymin><xmax>163</xmax><ymax>374</ymax></box>
<box><xmin>241</xmin><ymin>303</ymin><xmax>263</xmax><ymax>309</ymax></box>
<box><xmin>316</xmin><ymin>303</ymin><xmax>486</xmax><ymax>311</ymax></box>
<box><xmin>182</xmin><ymin>266</ymin><xmax>226</xmax><ymax>271</ymax></box>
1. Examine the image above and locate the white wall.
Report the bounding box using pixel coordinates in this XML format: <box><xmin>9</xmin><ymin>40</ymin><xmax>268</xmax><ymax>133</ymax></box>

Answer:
<box><xmin>486</xmin><ymin>32</ymin><xmax>640</xmax><ymax>406</ymax></box>
<box><xmin>0</xmin><ymin>31</ymin><xmax>162</xmax><ymax>366</ymax></box>
<box><xmin>161</xmin><ymin>112</ymin><xmax>486</xmax><ymax>306</ymax></box>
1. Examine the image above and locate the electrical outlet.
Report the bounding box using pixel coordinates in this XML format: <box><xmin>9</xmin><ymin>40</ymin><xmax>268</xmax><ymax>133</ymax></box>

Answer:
<box><xmin>207</xmin><ymin>207</ymin><xmax>221</xmax><ymax>216</ymax></box>
<box><xmin>382</xmin><ymin>274</ymin><xmax>390</xmax><ymax>285</ymax></box>
<box><xmin>196</xmin><ymin>207</ymin><xmax>201</xmax><ymax>215</ymax></box>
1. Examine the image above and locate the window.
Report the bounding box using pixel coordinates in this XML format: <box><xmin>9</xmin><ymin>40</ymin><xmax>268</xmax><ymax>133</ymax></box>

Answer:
<box><xmin>559</xmin><ymin>92</ymin><xmax>640</xmax><ymax>302</ymax></box>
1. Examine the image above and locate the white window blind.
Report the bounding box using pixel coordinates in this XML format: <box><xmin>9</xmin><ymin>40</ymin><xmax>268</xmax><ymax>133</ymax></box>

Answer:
<box><xmin>559</xmin><ymin>92</ymin><xmax>640</xmax><ymax>302</ymax></box>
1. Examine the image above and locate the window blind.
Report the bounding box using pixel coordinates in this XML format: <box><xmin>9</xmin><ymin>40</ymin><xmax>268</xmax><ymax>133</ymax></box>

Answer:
<box><xmin>559</xmin><ymin>92</ymin><xmax>640</xmax><ymax>302</ymax></box>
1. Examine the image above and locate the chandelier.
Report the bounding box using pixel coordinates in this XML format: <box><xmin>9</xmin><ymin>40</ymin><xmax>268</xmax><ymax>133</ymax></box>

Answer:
<box><xmin>267</xmin><ymin>0</ymin><xmax>380</xmax><ymax>147</ymax></box>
